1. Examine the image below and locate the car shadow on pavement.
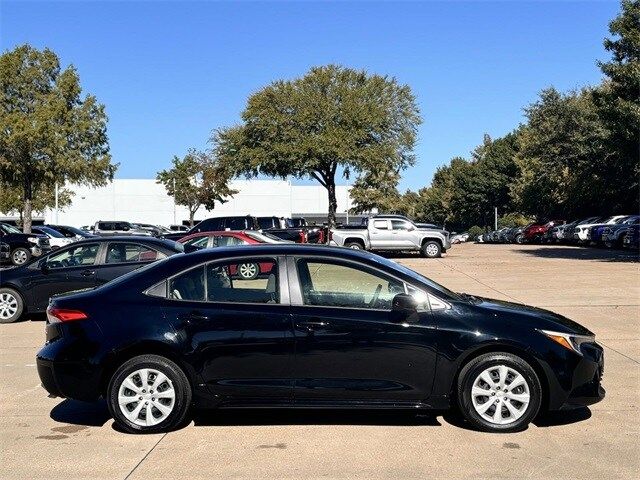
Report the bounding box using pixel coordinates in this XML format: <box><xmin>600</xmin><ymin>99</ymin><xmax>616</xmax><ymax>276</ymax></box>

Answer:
<box><xmin>517</xmin><ymin>247</ymin><xmax>638</xmax><ymax>263</ymax></box>
<box><xmin>533</xmin><ymin>407</ymin><xmax>592</xmax><ymax>427</ymax></box>
<box><xmin>50</xmin><ymin>399</ymin><xmax>112</xmax><ymax>427</ymax></box>
<box><xmin>192</xmin><ymin>409</ymin><xmax>442</xmax><ymax>427</ymax></box>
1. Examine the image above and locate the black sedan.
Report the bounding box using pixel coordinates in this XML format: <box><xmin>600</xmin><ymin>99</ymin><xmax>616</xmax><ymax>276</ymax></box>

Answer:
<box><xmin>36</xmin><ymin>245</ymin><xmax>604</xmax><ymax>433</ymax></box>
<box><xmin>0</xmin><ymin>236</ymin><xmax>183</xmax><ymax>323</ymax></box>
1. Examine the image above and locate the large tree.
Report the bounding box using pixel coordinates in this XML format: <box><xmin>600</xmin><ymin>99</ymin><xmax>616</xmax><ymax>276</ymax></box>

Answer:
<box><xmin>156</xmin><ymin>150</ymin><xmax>237</xmax><ymax>226</ymax></box>
<box><xmin>592</xmin><ymin>0</ymin><xmax>640</xmax><ymax>213</ymax></box>
<box><xmin>213</xmin><ymin>65</ymin><xmax>421</xmax><ymax>227</ymax></box>
<box><xmin>0</xmin><ymin>45</ymin><xmax>116</xmax><ymax>232</ymax></box>
<box><xmin>0</xmin><ymin>181</ymin><xmax>73</xmax><ymax>225</ymax></box>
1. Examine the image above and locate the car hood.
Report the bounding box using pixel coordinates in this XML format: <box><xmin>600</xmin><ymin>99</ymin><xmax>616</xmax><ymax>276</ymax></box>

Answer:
<box><xmin>467</xmin><ymin>295</ymin><xmax>593</xmax><ymax>335</ymax></box>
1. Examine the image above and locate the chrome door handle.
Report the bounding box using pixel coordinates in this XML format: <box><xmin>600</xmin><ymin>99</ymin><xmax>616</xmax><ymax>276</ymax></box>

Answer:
<box><xmin>80</xmin><ymin>270</ymin><xmax>95</xmax><ymax>277</ymax></box>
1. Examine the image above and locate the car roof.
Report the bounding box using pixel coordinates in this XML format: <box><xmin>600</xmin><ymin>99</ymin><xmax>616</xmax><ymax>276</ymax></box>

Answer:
<box><xmin>68</xmin><ymin>235</ymin><xmax>181</xmax><ymax>249</ymax></box>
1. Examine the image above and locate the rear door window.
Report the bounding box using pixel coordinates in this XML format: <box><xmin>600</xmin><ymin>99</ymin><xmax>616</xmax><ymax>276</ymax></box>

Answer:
<box><xmin>105</xmin><ymin>243</ymin><xmax>166</xmax><ymax>264</ymax></box>
<box><xmin>46</xmin><ymin>244</ymin><xmax>100</xmax><ymax>269</ymax></box>
<box><xmin>372</xmin><ymin>220</ymin><xmax>389</xmax><ymax>230</ymax></box>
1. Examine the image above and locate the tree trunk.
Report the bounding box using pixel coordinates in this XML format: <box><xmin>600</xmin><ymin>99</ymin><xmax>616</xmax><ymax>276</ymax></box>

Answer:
<box><xmin>23</xmin><ymin>176</ymin><xmax>33</xmax><ymax>233</ymax></box>
<box><xmin>189</xmin><ymin>210</ymin><xmax>195</xmax><ymax>227</ymax></box>
<box><xmin>326</xmin><ymin>180</ymin><xmax>337</xmax><ymax>231</ymax></box>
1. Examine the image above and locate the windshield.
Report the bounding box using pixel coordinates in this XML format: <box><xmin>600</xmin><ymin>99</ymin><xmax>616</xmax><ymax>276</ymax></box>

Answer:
<box><xmin>0</xmin><ymin>223</ymin><xmax>22</xmax><ymax>234</ymax></box>
<box><xmin>37</xmin><ymin>226</ymin><xmax>65</xmax><ymax>238</ymax></box>
<box><xmin>367</xmin><ymin>254</ymin><xmax>460</xmax><ymax>300</ymax></box>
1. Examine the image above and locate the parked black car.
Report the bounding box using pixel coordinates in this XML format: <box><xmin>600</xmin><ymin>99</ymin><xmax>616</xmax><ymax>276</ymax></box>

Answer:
<box><xmin>162</xmin><ymin>215</ymin><xmax>259</xmax><ymax>241</ymax></box>
<box><xmin>36</xmin><ymin>245</ymin><xmax>604</xmax><ymax>434</ymax></box>
<box><xmin>0</xmin><ymin>236</ymin><xmax>183</xmax><ymax>323</ymax></box>
<box><xmin>47</xmin><ymin>225</ymin><xmax>96</xmax><ymax>240</ymax></box>
<box><xmin>0</xmin><ymin>222</ymin><xmax>51</xmax><ymax>266</ymax></box>
<box><xmin>257</xmin><ymin>216</ymin><xmax>324</xmax><ymax>243</ymax></box>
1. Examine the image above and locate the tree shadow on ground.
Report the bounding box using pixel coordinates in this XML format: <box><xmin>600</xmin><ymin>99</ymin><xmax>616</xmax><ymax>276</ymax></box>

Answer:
<box><xmin>516</xmin><ymin>246</ymin><xmax>638</xmax><ymax>263</ymax></box>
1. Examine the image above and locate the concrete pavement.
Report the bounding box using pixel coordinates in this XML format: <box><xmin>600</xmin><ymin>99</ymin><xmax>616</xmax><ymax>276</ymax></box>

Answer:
<box><xmin>1</xmin><ymin>243</ymin><xmax>638</xmax><ymax>479</ymax></box>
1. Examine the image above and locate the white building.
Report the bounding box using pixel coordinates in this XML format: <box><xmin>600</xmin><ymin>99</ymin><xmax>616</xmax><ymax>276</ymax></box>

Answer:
<box><xmin>34</xmin><ymin>179</ymin><xmax>355</xmax><ymax>227</ymax></box>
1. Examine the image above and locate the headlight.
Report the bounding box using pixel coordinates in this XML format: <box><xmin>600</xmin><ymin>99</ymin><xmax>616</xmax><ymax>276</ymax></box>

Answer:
<box><xmin>539</xmin><ymin>329</ymin><xmax>595</xmax><ymax>355</ymax></box>
<box><xmin>27</xmin><ymin>236</ymin><xmax>39</xmax><ymax>244</ymax></box>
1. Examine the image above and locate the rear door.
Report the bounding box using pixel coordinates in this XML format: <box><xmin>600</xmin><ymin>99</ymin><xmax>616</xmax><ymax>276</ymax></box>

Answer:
<box><xmin>94</xmin><ymin>241</ymin><xmax>167</xmax><ymax>285</ymax></box>
<box><xmin>158</xmin><ymin>255</ymin><xmax>295</xmax><ymax>405</ymax></box>
<box><xmin>369</xmin><ymin>219</ymin><xmax>393</xmax><ymax>248</ymax></box>
<box><xmin>30</xmin><ymin>243</ymin><xmax>101</xmax><ymax>310</ymax></box>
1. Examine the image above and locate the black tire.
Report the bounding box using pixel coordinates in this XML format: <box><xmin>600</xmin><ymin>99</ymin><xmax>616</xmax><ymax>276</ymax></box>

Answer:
<box><xmin>421</xmin><ymin>240</ymin><xmax>442</xmax><ymax>258</ymax></box>
<box><xmin>0</xmin><ymin>287</ymin><xmax>24</xmax><ymax>324</ymax></box>
<box><xmin>237</xmin><ymin>262</ymin><xmax>260</xmax><ymax>280</ymax></box>
<box><xmin>11</xmin><ymin>248</ymin><xmax>31</xmax><ymax>266</ymax></box>
<box><xmin>107</xmin><ymin>354</ymin><xmax>191</xmax><ymax>434</ymax></box>
<box><xmin>457</xmin><ymin>352</ymin><xmax>542</xmax><ymax>433</ymax></box>
<box><xmin>345</xmin><ymin>241</ymin><xmax>363</xmax><ymax>250</ymax></box>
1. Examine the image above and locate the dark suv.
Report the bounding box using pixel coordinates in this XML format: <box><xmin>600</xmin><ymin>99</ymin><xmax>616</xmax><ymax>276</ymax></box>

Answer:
<box><xmin>0</xmin><ymin>223</ymin><xmax>51</xmax><ymax>266</ymax></box>
<box><xmin>163</xmin><ymin>216</ymin><xmax>260</xmax><ymax>241</ymax></box>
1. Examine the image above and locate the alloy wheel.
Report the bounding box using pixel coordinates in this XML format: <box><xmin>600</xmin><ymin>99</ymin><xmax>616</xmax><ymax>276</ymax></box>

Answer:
<box><xmin>425</xmin><ymin>244</ymin><xmax>439</xmax><ymax>257</ymax></box>
<box><xmin>0</xmin><ymin>292</ymin><xmax>18</xmax><ymax>321</ymax></box>
<box><xmin>118</xmin><ymin>368</ymin><xmax>176</xmax><ymax>427</ymax></box>
<box><xmin>12</xmin><ymin>250</ymin><xmax>28</xmax><ymax>265</ymax></box>
<box><xmin>238</xmin><ymin>263</ymin><xmax>259</xmax><ymax>279</ymax></box>
<box><xmin>470</xmin><ymin>364</ymin><xmax>531</xmax><ymax>425</ymax></box>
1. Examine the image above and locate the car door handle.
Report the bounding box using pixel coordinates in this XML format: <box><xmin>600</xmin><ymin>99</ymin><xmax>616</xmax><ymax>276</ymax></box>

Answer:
<box><xmin>80</xmin><ymin>270</ymin><xmax>95</xmax><ymax>277</ymax></box>
<box><xmin>180</xmin><ymin>311</ymin><xmax>210</xmax><ymax>325</ymax></box>
<box><xmin>296</xmin><ymin>320</ymin><xmax>328</xmax><ymax>330</ymax></box>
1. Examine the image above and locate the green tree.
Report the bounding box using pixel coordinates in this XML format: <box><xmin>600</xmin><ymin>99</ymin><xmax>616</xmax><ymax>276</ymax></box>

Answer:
<box><xmin>512</xmin><ymin>88</ymin><xmax>608</xmax><ymax>218</ymax></box>
<box><xmin>213</xmin><ymin>65</ymin><xmax>421</xmax><ymax>227</ymax></box>
<box><xmin>349</xmin><ymin>167</ymin><xmax>401</xmax><ymax>214</ymax></box>
<box><xmin>0</xmin><ymin>181</ymin><xmax>73</xmax><ymax>225</ymax></box>
<box><xmin>0</xmin><ymin>44</ymin><xmax>116</xmax><ymax>233</ymax></box>
<box><xmin>592</xmin><ymin>0</ymin><xmax>640</xmax><ymax>213</ymax></box>
<box><xmin>156</xmin><ymin>150</ymin><xmax>237</xmax><ymax>227</ymax></box>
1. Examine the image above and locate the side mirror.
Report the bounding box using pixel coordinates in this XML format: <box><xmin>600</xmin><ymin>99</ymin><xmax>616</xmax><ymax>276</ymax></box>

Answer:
<box><xmin>390</xmin><ymin>293</ymin><xmax>419</xmax><ymax>323</ymax></box>
<box><xmin>40</xmin><ymin>261</ymin><xmax>49</xmax><ymax>272</ymax></box>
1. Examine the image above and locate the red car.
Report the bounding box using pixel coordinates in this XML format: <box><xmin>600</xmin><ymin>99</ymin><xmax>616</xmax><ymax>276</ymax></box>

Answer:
<box><xmin>522</xmin><ymin>220</ymin><xmax>565</xmax><ymax>243</ymax></box>
<box><xmin>177</xmin><ymin>230</ymin><xmax>286</xmax><ymax>280</ymax></box>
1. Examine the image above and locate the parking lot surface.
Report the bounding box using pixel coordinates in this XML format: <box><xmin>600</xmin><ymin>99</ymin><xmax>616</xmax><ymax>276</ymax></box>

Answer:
<box><xmin>1</xmin><ymin>243</ymin><xmax>638</xmax><ymax>479</ymax></box>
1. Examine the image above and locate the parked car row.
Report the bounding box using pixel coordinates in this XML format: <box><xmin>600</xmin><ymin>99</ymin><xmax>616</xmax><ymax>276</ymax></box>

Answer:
<box><xmin>477</xmin><ymin>215</ymin><xmax>639</xmax><ymax>251</ymax></box>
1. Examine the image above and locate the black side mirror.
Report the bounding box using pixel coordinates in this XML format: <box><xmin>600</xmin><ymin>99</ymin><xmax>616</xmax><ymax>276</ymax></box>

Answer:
<box><xmin>390</xmin><ymin>293</ymin><xmax>419</xmax><ymax>323</ymax></box>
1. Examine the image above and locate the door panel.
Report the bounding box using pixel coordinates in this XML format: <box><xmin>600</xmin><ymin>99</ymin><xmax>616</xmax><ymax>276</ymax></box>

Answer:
<box><xmin>369</xmin><ymin>219</ymin><xmax>393</xmax><ymax>249</ymax></box>
<box><xmin>291</xmin><ymin>306</ymin><xmax>436</xmax><ymax>404</ymax></box>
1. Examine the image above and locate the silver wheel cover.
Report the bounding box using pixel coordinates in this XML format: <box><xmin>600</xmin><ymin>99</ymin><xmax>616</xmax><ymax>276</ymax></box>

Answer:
<box><xmin>471</xmin><ymin>364</ymin><xmax>531</xmax><ymax>425</ymax></box>
<box><xmin>238</xmin><ymin>263</ymin><xmax>258</xmax><ymax>279</ymax></box>
<box><xmin>12</xmin><ymin>250</ymin><xmax>27</xmax><ymax>264</ymax></box>
<box><xmin>425</xmin><ymin>244</ymin><xmax>439</xmax><ymax>256</ymax></box>
<box><xmin>0</xmin><ymin>292</ymin><xmax>19</xmax><ymax>320</ymax></box>
<box><xmin>118</xmin><ymin>368</ymin><xmax>176</xmax><ymax>427</ymax></box>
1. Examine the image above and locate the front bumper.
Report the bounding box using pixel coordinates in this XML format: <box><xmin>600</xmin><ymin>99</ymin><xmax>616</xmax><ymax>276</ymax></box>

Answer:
<box><xmin>549</xmin><ymin>342</ymin><xmax>605</xmax><ymax>410</ymax></box>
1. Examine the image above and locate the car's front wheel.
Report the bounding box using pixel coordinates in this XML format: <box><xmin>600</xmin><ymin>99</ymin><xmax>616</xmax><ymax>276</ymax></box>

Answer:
<box><xmin>107</xmin><ymin>355</ymin><xmax>191</xmax><ymax>434</ymax></box>
<box><xmin>457</xmin><ymin>352</ymin><xmax>542</xmax><ymax>432</ymax></box>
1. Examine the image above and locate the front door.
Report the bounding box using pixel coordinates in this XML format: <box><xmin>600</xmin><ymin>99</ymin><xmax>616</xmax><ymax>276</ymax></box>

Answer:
<box><xmin>161</xmin><ymin>256</ymin><xmax>295</xmax><ymax>406</ymax></box>
<box><xmin>30</xmin><ymin>243</ymin><xmax>100</xmax><ymax>310</ymax></box>
<box><xmin>289</xmin><ymin>257</ymin><xmax>437</xmax><ymax>406</ymax></box>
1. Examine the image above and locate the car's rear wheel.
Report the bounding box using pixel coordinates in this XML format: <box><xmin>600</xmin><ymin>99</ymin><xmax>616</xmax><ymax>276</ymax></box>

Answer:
<box><xmin>237</xmin><ymin>262</ymin><xmax>259</xmax><ymax>280</ymax></box>
<box><xmin>515</xmin><ymin>234</ymin><xmax>524</xmax><ymax>244</ymax></box>
<box><xmin>421</xmin><ymin>241</ymin><xmax>441</xmax><ymax>258</ymax></box>
<box><xmin>107</xmin><ymin>355</ymin><xmax>191</xmax><ymax>434</ymax></box>
<box><xmin>457</xmin><ymin>352</ymin><xmax>542</xmax><ymax>432</ymax></box>
<box><xmin>0</xmin><ymin>288</ymin><xmax>24</xmax><ymax>324</ymax></box>
<box><xmin>345</xmin><ymin>241</ymin><xmax>363</xmax><ymax>250</ymax></box>
<box><xmin>11</xmin><ymin>248</ymin><xmax>30</xmax><ymax>266</ymax></box>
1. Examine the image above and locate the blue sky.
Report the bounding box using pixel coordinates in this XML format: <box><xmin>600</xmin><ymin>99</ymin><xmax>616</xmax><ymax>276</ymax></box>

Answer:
<box><xmin>2</xmin><ymin>1</ymin><xmax>620</xmax><ymax>191</ymax></box>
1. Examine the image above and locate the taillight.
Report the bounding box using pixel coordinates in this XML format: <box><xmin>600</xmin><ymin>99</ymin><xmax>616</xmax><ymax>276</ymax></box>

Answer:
<box><xmin>47</xmin><ymin>307</ymin><xmax>88</xmax><ymax>323</ymax></box>
<box><xmin>317</xmin><ymin>230</ymin><xmax>325</xmax><ymax>244</ymax></box>
<box><xmin>298</xmin><ymin>231</ymin><xmax>308</xmax><ymax>243</ymax></box>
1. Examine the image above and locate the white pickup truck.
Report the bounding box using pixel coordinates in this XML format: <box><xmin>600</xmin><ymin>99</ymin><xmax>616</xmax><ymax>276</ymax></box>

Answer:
<box><xmin>330</xmin><ymin>215</ymin><xmax>451</xmax><ymax>258</ymax></box>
